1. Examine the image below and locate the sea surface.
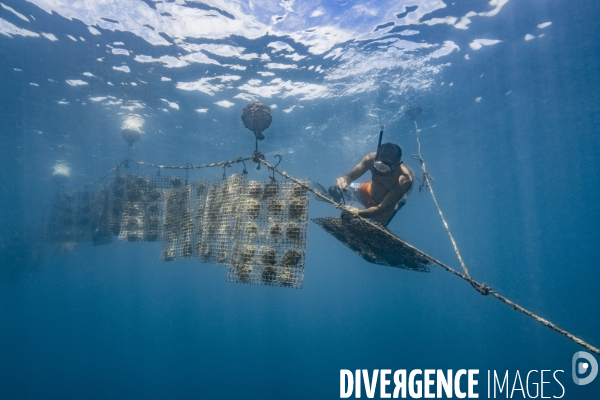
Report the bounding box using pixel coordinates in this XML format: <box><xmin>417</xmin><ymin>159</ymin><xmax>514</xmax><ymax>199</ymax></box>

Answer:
<box><xmin>0</xmin><ymin>0</ymin><xmax>599</xmax><ymax>399</ymax></box>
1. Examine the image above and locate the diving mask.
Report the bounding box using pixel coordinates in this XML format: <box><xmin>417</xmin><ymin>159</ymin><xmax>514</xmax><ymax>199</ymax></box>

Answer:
<box><xmin>373</xmin><ymin>159</ymin><xmax>403</xmax><ymax>176</ymax></box>
<box><xmin>373</xmin><ymin>160</ymin><xmax>393</xmax><ymax>175</ymax></box>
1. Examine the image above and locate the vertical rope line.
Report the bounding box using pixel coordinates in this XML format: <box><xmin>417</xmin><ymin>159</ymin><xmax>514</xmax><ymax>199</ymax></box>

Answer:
<box><xmin>414</xmin><ymin>119</ymin><xmax>471</xmax><ymax>280</ymax></box>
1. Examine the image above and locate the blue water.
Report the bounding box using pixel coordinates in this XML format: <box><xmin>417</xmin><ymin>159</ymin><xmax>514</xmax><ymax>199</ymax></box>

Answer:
<box><xmin>1</xmin><ymin>0</ymin><xmax>599</xmax><ymax>398</ymax></box>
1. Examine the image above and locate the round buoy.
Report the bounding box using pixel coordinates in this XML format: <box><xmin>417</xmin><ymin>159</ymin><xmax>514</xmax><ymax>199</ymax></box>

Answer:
<box><xmin>241</xmin><ymin>101</ymin><xmax>272</xmax><ymax>140</ymax></box>
<box><xmin>122</xmin><ymin>128</ymin><xmax>142</xmax><ymax>147</ymax></box>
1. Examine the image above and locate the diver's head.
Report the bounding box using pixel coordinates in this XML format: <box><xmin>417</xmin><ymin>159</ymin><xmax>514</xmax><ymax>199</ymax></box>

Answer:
<box><xmin>374</xmin><ymin>143</ymin><xmax>402</xmax><ymax>176</ymax></box>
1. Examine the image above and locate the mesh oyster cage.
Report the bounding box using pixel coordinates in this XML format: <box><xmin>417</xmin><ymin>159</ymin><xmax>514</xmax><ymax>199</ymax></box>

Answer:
<box><xmin>44</xmin><ymin>162</ymin><xmax>311</xmax><ymax>289</ymax></box>
<box><xmin>161</xmin><ymin>180</ymin><xmax>207</xmax><ymax>261</ymax></box>
<box><xmin>47</xmin><ymin>193</ymin><xmax>76</xmax><ymax>245</ymax></box>
<box><xmin>72</xmin><ymin>190</ymin><xmax>93</xmax><ymax>243</ymax></box>
<box><xmin>91</xmin><ymin>185</ymin><xmax>112</xmax><ymax>246</ymax></box>
<box><xmin>46</xmin><ymin>190</ymin><xmax>94</xmax><ymax>246</ymax></box>
<box><xmin>108</xmin><ymin>170</ymin><xmax>128</xmax><ymax>236</ymax></box>
<box><xmin>312</xmin><ymin>216</ymin><xmax>432</xmax><ymax>272</ymax></box>
<box><xmin>118</xmin><ymin>173</ymin><xmax>178</xmax><ymax>242</ymax></box>
<box><xmin>226</xmin><ymin>179</ymin><xmax>310</xmax><ymax>289</ymax></box>
<box><xmin>198</xmin><ymin>175</ymin><xmax>247</xmax><ymax>265</ymax></box>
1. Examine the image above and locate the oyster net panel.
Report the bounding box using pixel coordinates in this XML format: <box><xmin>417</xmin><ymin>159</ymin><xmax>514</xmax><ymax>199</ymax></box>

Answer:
<box><xmin>72</xmin><ymin>191</ymin><xmax>94</xmax><ymax>242</ymax></box>
<box><xmin>47</xmin><ymin>194</ymin><xmax>74</xmax><ymax>245</ymax></box>
<box><xmin>161</xmin><ymin>180</ymin><xmax>207</xmax><ymax>262</ymax></box>
<box><xmin>312</xmin><ymin>217</ymin><xmax>432</xmax><ymax>272</ymax></box>
<box><xmin>91</xmin><ymin>185</ymin><xmax>112</xmax><ymax>246</ymax></box>
<box><xmin>47</xmin><ymin>191</ymin><xmax>94</xmax><ymax>246</ymax></box>
<box><xmin>118</xmin><ymin>173</ymin><xmax>177</xmax><ymax>242</ymax></box>
<box><xmin>198</xmin><ymin>175</ymin><xmax>247</xmax><ymax>265</ymax></box>
<box><xmin>108</xmin><ymin>170</ymin><xmax>128</xmax><ymax>235</ymax></box>
<box><xmin>227</xmin><ymin>179</ymin><xmax>310</xmax><ymax>289</ymax></box>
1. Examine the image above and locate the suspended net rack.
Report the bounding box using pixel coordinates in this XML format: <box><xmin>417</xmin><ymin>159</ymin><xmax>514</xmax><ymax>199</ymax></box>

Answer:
<box><xmin>46</xmin><ymin>154</ymin><xmax>309</xmax><ymax>289</ymax></box>
<box><xmin>44</xmin><ymin>148</ymin><xmax>599</xmax><ymax>355</ymax></box>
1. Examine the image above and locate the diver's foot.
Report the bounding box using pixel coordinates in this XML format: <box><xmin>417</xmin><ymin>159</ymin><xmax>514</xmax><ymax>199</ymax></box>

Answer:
<box><xmin>313</xmin><ymin>183</ymin><xmax>349</xmax><ymax>203</ymax></box>
<box><xmin>327</xmin><ymin>186</ymin><xmax>342</xmax><ymax>203</ymax></box>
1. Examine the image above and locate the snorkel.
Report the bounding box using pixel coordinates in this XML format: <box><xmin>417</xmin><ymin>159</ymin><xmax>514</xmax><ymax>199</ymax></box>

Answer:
<box><xmin>373</xmin><ymin>125</ymin><xmax>395</xmax><ymax>176</ymax></box>
<box><xmin>377</xmin><ymin>124</ymin><xmax>384</xmax><ymax>150</ymax></box>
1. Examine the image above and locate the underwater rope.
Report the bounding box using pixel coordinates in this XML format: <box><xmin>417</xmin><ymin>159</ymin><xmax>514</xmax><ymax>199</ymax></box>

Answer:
<box><xmin>63</xmin><ymin>156</ymin><xmax>253</xmax><ymax>195</ymax></box>
<box><xmin>258</xmin><ymin>157</ymin><xmax>600</xmax><ymax>355</ymax></box>
<box><xmin>410</xmin><ymin>118</ymin><xmax>472</xmax><ymax>280</ymax></box>
<box><xmin>65</xmin><ymin>160</ymin><xmax>127</xmax><ymax>195</ymax></box>
<box><xmin>128</xmin><ymin>156</ymin><xmax>251</xmax><ymax>170</ymax></box>
<box><xmin>406</xmin><ymin>116</ymin><xmax>599</xmax><ymax>355</ymax></box>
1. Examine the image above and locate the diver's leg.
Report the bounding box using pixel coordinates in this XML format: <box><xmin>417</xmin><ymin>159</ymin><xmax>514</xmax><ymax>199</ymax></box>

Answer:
<box><xmin>380</xmin><ymin>200</ymin><xmax>407</xmax><ymax>227</ymax></box>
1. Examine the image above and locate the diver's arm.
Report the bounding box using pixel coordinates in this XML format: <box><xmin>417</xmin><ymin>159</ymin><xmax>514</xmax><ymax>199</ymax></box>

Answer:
<box><xmin>336</xmin><ymin>152</ymin><xmax>375</xmax><ymax>190</ymax></box>
<box><xmin>357</xmin><ymin>173</ymin><xmax>412</xmax><ymax>218</ymax></box>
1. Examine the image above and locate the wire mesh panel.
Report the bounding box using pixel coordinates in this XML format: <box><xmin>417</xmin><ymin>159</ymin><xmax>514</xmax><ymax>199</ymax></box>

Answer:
<box><xmin>47</xmin><ymin>193</ymin><xmax>77</xmax><ymax>246</ymax></box>
<box><xmin>91</xmin><ymin>185</ymin><xmax>112</xmax><ymax>246</ymax></box>
<box><xmin>312</xmin><ymin>217</ymin><xmax>432</xmax><ymax>272</ymax></box>
<box><xmin>198</xmin><ymin>175</ymin><xmax>247</xmax><ymax>265</ymax></box>
<box><xmin>192</xmin><ymin>179</ymin><xmax>208</xmax><ymax>258</ymax></box>
<box><xmin>108</xmin><ymin>170</ymin><xmax>128</xmax><ymax>235</ymax></box>
<box><xmin>227</xmin><ymin>179</ymin><xmax>310</xmax><ymax>289</ymax></box>
<box><xmin>46</xmin><ymin>190</ymin><xmax>93</xmax><ymax>250</ymax></box>
<box><xmin>71</xmin><ymin>190</ymin><xmax>93</xmax><ymax>243</ymax></box>
<box><xmin>161</xmin><ymin>180</ymin><xmax>207</xmax><ymax>261</ymax></box>
<box><xmin>118</xmin><ymin>173</ymin><xmax>175</xmax><ymax>242</ymax></box>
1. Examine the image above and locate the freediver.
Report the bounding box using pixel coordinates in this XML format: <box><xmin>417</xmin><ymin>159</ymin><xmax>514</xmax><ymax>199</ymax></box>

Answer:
<box><xmin>316</xmin><ymin>142</ymin><xmax>413</xmax><ymax>227</ymax></box>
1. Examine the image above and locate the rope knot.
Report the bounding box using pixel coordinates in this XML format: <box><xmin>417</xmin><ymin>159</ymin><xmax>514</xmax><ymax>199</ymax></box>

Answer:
<box><xmin>252</xmin><ymin>150</ymin><xmax>265</xmax><ymax>163</ymax></box>
<box><xmin>252</xmin><ymin>150</ymin><xmax>265</xmax><ymax>170</ymax></box>
<box><xmin>473</xmin><ymin>282</ymin><xmax>492</xmax><ymax>296</ymax></box>
<box><xmin>411</xmin><ymin>154</ymin><xmax>425</xmax><ymax>165</ymax></box>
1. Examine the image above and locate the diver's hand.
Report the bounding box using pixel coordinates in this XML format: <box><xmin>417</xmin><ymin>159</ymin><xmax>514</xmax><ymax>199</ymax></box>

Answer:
<box><xmin>341</xmin><ymin>205</ymin><xmax>360</xmax><ymax>220</ymax></box>
<box><xmin>335</xmin><ymin>176</ymin><xmax>349</xmax><ymax>191</ymax></box>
